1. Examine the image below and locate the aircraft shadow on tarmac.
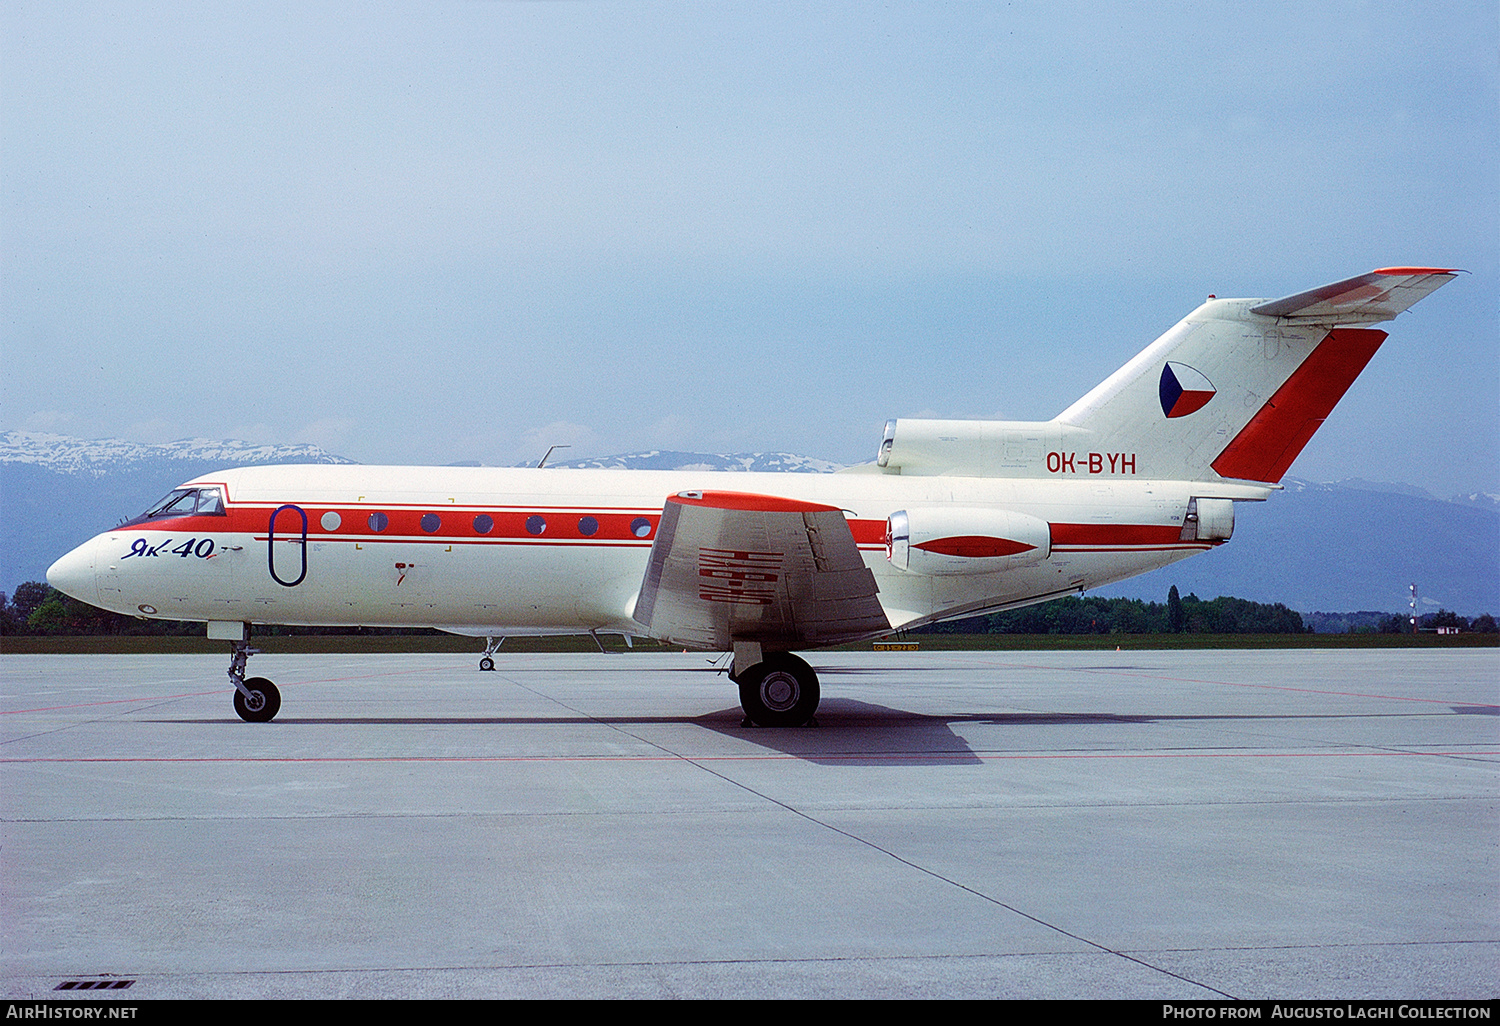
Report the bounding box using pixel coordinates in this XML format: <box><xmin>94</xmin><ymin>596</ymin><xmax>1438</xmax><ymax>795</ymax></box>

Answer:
<box><xmin>176</xmin><ymin>700</ymin><xmax>1172</xmax><ymax>767</ymax></box>
<box><xmin>695</xmin><ymin>699</ymin><xmax>1157</xmax><ymax>765</ymax></box>
<box><xmin>175</xmin><ymin>697</ymin><xmax>1494</xmax><ymax>767</ymax></box>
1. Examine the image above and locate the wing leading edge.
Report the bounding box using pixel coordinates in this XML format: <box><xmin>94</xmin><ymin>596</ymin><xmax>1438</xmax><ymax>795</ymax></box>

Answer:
<box><xmin>632</xmin><ymin>491</ymin><xmax>890</xmax><ymax>651</ymax></box>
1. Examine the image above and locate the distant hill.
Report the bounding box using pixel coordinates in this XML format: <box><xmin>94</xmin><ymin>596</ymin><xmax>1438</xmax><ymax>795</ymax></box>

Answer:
<box><xmin>1092</xmin><ymin>478</ymin><xmax>1499</xmax><ymax>617</ymax></box>
<box><xmin>2</xmin><ymin>433</ymin><xmax>1495</xmax><ymax>617</ymax></box>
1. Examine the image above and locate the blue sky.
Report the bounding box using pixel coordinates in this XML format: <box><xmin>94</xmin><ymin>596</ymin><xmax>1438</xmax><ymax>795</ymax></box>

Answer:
<box><xmin>4</xmin><ymin>1</ymin><xmax>1496</xmax><ymax>496</ymax></box>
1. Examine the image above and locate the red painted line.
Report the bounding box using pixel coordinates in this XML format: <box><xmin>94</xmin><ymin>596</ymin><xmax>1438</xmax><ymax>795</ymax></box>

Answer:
<box><xmin>0</xmin><ymin>666</ymin><xmax>450</xmax><ymax>715</ymax></box>
<box><xmin>965</xmin><ymin>660</ymin><xmax>1500</xmax><ymax>708</ymax></box>
<box><xmin>2</xmin><ymin>749</ymin><xmax>1494</xmax><ymax>766</ymax></box>
<box><xmin>1</xmin><ymin>690</ymin><xmax>229</xmax><ymax>714</ymax></box>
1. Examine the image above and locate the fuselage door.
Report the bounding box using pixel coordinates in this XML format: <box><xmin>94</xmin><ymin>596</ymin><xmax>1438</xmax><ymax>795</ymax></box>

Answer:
<box><xmin>267</xmin><ymin>504</ymin><xmax>308</xmax><ymax>587</ymax></box>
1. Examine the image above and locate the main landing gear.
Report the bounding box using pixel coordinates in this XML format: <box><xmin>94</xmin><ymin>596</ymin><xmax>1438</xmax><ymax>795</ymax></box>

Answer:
<box><xmin>227</xmin><ymin>634</ymin><xmax>280</xmax><ymax>723</ymax></box>
<box><xmin>731</xmin><ymin>643</ymin><xmax>819</xmax><ymax>728</ymax></box>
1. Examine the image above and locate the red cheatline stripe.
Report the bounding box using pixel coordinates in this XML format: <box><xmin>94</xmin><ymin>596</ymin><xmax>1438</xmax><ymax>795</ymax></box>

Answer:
<box><xmin>135</xmin><ymin>509</ymin><xmax>665</xmax><ymax>542</ymax></box>
<box><xmin>1051</xmin><ymin>524</ymin><xmax>1184</xmax><ymax>546</ymax></box>
<box><xmin>1052</xmin><ymin>544</ymin><xmax>1215</xmax><ymax>553</ymax></box>
<box><xmin>252</xmin><ymin>536</ymin><xmax>655</xmax><ymax>548</ymax></box>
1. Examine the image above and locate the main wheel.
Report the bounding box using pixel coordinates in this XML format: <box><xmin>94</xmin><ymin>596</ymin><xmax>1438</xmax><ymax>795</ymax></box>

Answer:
<box><xmin>233</xmin><ymin>677</ymin><xmax>281</xmax><ymax>723</ymax></box>
<box><xmin>738</xmin><ymin>653</ymin><xmax>819</xmax><ymax>727</ymax></box>
<box><xmin>479</xmin><ymin>656</ymin><xmax>495</xmax><ymax>671</ymax></box>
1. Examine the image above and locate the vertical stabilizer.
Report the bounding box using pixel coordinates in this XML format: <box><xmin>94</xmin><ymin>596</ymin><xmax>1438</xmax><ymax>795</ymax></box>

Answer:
<box><xmin>1054</xmin><ymin>268</ymin><xmax>1457</xmax><ymax>484</ymax></box>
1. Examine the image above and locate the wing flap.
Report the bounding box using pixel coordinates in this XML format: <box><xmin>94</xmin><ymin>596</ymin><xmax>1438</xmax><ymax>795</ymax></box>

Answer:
<box><xmin>1249</xmin><ymin>267</ymin><xmax>1460</xmax><ymax>324</ymax></box>
<box><xmin>633</xmin><ymin>490</ymin><xmax>889</xmax><ymax>650</ymax></box>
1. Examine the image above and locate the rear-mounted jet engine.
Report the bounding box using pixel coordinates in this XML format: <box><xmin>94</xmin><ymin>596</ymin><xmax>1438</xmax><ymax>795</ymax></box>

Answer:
<box><xmin>886</xmin><ymin>508</ymin><xmax>1052</xmax><ymax>575</ymax></box>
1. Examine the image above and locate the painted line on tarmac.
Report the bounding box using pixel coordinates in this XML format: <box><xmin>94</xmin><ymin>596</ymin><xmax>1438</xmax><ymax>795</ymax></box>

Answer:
<box><xmin>968</xmin><ymin>659</ymin><xmax>1500</xmax><ymax>708</ymax></box>
<box><xmin>4</xmin><ymin>749</ymin><xmax>1495</xmax><ymax>765</ymax></box>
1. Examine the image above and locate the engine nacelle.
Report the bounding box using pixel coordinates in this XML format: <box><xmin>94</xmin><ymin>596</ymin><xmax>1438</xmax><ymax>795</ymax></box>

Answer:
<box><xmin>1180</xmin><ymin>497</ymin><xmax>1234</xmax><ymax>542</ymax></box>
<box><xmin>886</xmin><ymin>507</ymin><xmax>1052</xmax><ymax>576</ymax></box>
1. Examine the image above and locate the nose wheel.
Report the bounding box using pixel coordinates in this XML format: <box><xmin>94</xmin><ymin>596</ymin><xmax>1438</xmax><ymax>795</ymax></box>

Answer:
<box><xmin>233</xmin><ymin>677</ymin><xmax>281</xmax><ymax>723</ymax></box>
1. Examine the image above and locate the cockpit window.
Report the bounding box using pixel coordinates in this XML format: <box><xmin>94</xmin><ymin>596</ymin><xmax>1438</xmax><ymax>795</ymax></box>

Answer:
<box><xmin>196</xmin><ymin>488</ymin><xmax>224</xmax><ymax>515</ymax></box>
<box><xmin>142</xmin><ymin>488</ymin><xmax>226</xmax><ymax>519</ymax></box>
<box><xmin>145</xmin><ymin>490</ymin><xmax>195</xmax><ymax>517</ymax></box>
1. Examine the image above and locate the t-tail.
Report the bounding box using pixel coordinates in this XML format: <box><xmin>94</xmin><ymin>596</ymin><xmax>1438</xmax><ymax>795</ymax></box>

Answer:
<box><xmin>872</xmin><ymin>268</ymin><xmax>1459</xmax><ymax>483</ymax></box>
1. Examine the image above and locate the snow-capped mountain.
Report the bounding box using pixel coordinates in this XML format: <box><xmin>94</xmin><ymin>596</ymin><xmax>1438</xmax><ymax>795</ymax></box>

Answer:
<box><xmin>1302</xmin><ymin>475</ymin><xmax>1500</xmax><ymax>513</ymax></box>
<box><xmin>0</xmin><ymin>431</ymin><xmax>354</xmax><ymax>476</ymax></box>
<box><xmin>543</xmin><ymin>450</ymin><xmax>846</xmax><ymax>474</ymax></box>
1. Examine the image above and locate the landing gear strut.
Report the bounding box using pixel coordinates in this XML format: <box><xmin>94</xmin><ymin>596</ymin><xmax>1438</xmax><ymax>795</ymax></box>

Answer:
<box><xmin>733</xmin><ymin>647</ymin><xmax>820</xmax><ymax>727</ymax></box>
<box><xmin>479</xmin><ymin>636</ymin><xmax>504</xmax><ymax>671</ymax></box>
<box><xmin>226</xmin><ymin>634</ymin><xmax>280</xmax><ymax>722</ymax></box>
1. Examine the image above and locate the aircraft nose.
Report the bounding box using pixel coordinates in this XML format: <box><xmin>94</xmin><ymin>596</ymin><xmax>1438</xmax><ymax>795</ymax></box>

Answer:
<box><xmin>47</xmin><ymin>537</ymin><xmax>99</xmax><ymax>606</ymax></box>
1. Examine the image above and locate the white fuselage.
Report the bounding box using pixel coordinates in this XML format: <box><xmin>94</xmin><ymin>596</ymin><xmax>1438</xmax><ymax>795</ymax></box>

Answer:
<box><xmin>49</xmin><ymin>463</ymin><xmax>1241</xmax><ymax>644</ymax></box>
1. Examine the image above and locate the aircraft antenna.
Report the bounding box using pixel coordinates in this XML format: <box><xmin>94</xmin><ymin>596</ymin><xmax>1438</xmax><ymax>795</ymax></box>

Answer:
<box><xmin>538</xmin><ymin>444</ymin><xmax>571</xmax><ymax>468</ymax></box>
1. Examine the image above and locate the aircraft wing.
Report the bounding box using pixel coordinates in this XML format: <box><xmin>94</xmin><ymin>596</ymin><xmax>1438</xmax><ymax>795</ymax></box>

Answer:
<box><xmin>1249</xmin><ymin>267</ymin><xmax>1460</xmax><ymax>325</ymax></box>
<box><xmin>632</xmin><ymin>490</ymin><xmax>890</xmax><ymax>651</ymax></box>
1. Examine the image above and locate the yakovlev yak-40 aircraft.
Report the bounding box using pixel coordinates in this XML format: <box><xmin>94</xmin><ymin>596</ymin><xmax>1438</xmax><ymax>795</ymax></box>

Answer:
<box><xmin>48</xmin><ymin>268</ymin><xmax>1458</xmax><ymax>726</ymax></box>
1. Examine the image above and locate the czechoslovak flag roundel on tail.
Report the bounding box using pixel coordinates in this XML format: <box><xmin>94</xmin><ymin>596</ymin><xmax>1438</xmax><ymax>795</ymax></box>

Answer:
<box><xmin>1159</xmin><ymin>362</ymin><xmax>1216</xmax><ymax>418</ymax></box>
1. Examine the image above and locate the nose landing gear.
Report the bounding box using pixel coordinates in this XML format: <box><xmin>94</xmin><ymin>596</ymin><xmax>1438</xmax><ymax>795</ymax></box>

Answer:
<box><xmin>224</xmin><ymin>630</ymin><xmax>281</xmax><ymax>722</ymax></box>
<box><xmin>479</xmin><ymin>636</ymin><xmax>505</xmax><ymax>671</ymax></box>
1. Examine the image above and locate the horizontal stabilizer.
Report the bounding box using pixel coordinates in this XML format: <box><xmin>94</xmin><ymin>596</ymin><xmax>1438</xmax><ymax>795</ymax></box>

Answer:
<box><xmin>633</xmin><ymin>490</ymin><xmax>889</xmax><ymax>650</ymax></box>
<box><xmin>1250</xmin><ymin>267</ymin><xmax>1460</xmax><ymax>325</ymax></box>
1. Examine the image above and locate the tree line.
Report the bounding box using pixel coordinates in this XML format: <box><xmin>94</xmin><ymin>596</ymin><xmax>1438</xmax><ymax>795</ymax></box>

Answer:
<box><xmin>917</xmin><ymin>585</ymin><xmax>1497</xmax><ymax>636</ymax></box>
<box><xmin>2</xmin><ymin>580</ymin><xmax>1494</xmax><ymax>637</ymax></box>
<box><xmin>917</xmin><ymin>586</ymin><xmax>1309</xmax><ymax>636</ymax></box>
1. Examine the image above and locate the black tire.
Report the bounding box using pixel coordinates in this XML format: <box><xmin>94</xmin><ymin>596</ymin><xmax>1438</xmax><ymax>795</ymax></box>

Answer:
<box><xmin>233</xmin><ymin>677</ymin><xmax>281</xmax><ymax>723</ymax></box>
<box><xmin>479</xmin><ymin>657</ymin><xmax>495</xmax><ymax>671</ymax></box>
<box><xmin>738</xmin><ymin>653</ymin><xmax>819</xmax><ymax>727</ymax></box>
